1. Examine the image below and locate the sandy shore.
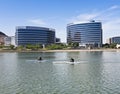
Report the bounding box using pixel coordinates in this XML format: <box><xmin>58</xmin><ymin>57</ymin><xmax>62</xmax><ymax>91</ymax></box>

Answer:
<box><xmin>0</xmin><ymin>49</ymin><xmax>120</xmax><ymax>52</ymax></box>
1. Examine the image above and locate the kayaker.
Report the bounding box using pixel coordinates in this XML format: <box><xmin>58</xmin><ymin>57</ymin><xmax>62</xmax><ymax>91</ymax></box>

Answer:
<box><xmin>38</xmin><ymin>57</ymin><xmax>42</xmax><ymax>60</ymax></box>
<box><xmin>70</xmin><ymin>58</ymin><xmax>74</xmax><ymax>62</ymax></box>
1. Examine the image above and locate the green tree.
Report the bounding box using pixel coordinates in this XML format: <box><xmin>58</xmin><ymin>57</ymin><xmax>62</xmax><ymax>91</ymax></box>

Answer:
<box><xmin>73</xmin><ymin>42</ymin><xmax>79</xmax><ymax>48</ymax></box>
<box><xmin>109</xmin><ymin>43</ymin><xmax>116</xmax><ymax>48</ymax></box>
<box><xmin>68</xmin><ymin>42</ymin><xmax>73</xmax><ymax>47</ymax></box>
<box><xmin>26</xmin><ymin>44</ymin><xmax>43</xmax><ymax>50</ymax></box>
<box><xmin>67</xmin><ymin>42</ymin><xmax>79</xmax><ymax>48</ymax></box>
<box><xmin>10</xmin><ymin>45</ymin><xmax>15</xmax><ymax>50</ymax></box>
<box><xmin>0</xmin><ymin>45</ymin><xmax>4</xmax><ymax>48</ymax></box>
<box><xmin>102</xmin><ymin>43</ymin><xmax>110</xmax><ymax>48</ymax></box>
<box><xmin>46</xmin><ymin>44</ymin><xmax>66</xmax><ymax>50</ymax></box>
<box><xmin>17</xmin><ymin>45</ymin><xmax>24</xmax><ymax>50</ymax></box>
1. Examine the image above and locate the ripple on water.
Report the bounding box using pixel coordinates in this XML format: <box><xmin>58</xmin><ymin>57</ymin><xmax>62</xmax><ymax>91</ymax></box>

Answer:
<box><xmin>0</xmin><ymin>52</ymin><xmax>120</xmax><ymax>94</ymax></box>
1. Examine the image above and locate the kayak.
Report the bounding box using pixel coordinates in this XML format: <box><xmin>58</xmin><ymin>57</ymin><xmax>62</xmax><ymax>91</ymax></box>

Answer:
<box><xmin>52</xmin><ymin>61</ymin><xmax>80</xmax><ymax>64</ymax></box>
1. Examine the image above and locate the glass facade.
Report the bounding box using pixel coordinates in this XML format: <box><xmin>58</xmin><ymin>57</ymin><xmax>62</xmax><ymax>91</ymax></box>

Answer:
<box><xmin>111</xmin><ymin>37</ymin><xmax>120</xmax><ymax>44</ymax></box>
<box><xmin>67</xmin><ymin>21</ymin><xmax>103</xmax><ymax>47</ymax></box>
<box><xmin>15</xmin><ymin>26</ymin><xmax>55</xmax><ymax>46</ymax></box>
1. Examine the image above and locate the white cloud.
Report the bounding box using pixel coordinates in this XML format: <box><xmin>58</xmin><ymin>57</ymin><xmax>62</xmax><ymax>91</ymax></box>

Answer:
<box><xmin>69</xmin><ymin>5</ymin><xmax>120</xmax><ymax>43</ymax></box>
<box><xmin>108</xmin><ymin>5</ymin><xmax>119</xmax><ymax>10</ymax></box>
<box><xmin>77</xmin><ymin>13</ymin><xmax>98</xmax><ymax>22</ymax></box>
<box><xmin>69</xmin><ymin>13</ymin><xmax>99</xmax><ymax>23</ymax></box>
<box><xmin>28</xmin><ymin>19</ymin><xmax>46</xmax><ymax>25</ymax></box>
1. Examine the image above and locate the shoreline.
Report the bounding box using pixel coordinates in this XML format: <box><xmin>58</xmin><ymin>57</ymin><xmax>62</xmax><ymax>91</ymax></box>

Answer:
<box><xmin>0</xmin><ymin>48</ymin><xmax>120</xmax><ymax>53</ymax></box>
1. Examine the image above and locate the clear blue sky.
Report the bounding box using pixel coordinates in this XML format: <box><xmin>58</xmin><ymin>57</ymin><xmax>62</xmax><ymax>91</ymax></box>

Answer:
<box><xmin>0</xmin><ymin>0</ymin><xmax>120</xmax><ymax>43</ymax></box>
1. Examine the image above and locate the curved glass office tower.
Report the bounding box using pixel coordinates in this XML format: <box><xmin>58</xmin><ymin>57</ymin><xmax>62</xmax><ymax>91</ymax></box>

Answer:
<box><xmin>15</xmin><ymin>26</ymin><xmax>55</xmax><ymax>46</ymax></box>
<box><xmin>67</xmin><ymin>20</ymin><xmax>102</xmax><ymax>47</ymax></box>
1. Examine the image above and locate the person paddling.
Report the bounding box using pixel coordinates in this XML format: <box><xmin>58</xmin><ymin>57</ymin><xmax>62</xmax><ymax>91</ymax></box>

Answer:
<box><xmin>38</xmin><ymin>57</ymin><xmax>42</xmax><ymax>61</ymax></box>
<box><xmin>70</xmin><ymin>58</ymin><xmax>74</xmax><ymax>62</ymax></box>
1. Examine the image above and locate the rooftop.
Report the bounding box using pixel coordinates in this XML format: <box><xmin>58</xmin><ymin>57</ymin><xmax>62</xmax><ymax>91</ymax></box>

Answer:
<box><xmin>16</xmin><ymin>26</ymin><xmax>55</xmax><ymax>31</ymax></box>
<box><xmin>67</xmin><ymin>20</ymin><xmax>101</xmax><ymax>26</ymax></box>
<box><xmin>0</xmin><ymin>31</ymin><xmax>7</xmax><ymax>36</ymax></box>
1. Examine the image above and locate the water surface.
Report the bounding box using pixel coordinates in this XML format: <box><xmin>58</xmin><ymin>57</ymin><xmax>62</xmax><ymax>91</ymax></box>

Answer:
<box><xmin>0</xmin><ymin>51</ymin><xmax>120</xmax><ymax>94</ymax></box>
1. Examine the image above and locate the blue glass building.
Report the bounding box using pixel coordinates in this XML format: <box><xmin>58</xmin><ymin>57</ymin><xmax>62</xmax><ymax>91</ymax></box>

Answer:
<box><xmin>67</xmin><ymin>20</ymin><xmax>103</xmax><ymax>47</ymax></box>
<box><xmin>110</xmin><ymin>37</ymin><xmax>120</xmax><ymax>44</ymax></box>
<box><xmin>15</xmin><ymin>26</ymin><xmax>55</xmax><ymax>46</ymax></box>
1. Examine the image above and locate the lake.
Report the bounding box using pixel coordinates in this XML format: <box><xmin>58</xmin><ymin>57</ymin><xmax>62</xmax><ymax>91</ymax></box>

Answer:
<box><xmin>0</xmin><ymin>51</ymin><xmax>120</xmax><ymax>94</ymax></box>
